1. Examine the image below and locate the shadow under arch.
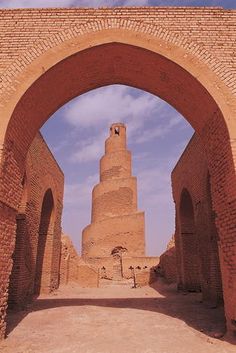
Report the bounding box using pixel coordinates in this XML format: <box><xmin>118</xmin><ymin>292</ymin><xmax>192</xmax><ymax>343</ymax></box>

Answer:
<box><xmin>34</xmin><ymin>188</ymin><xmax>55</xmax><ymax>296</ymax></box>
<box><xmin>179</xmin><ymin>188</ymin><xmax>201</xmax><ymax>292</ymax></box>
<box><xmin>0</xmin><ymin>29</ymin><xmax>235</xmax><ymax>334</ymax></box>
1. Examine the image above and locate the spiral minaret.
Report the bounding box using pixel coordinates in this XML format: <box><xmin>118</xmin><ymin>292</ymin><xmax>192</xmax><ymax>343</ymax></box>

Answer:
<box><xmin>82</xmin><ymin>123</ymin><xmax>145</xmax><ymax>258</ymax></box>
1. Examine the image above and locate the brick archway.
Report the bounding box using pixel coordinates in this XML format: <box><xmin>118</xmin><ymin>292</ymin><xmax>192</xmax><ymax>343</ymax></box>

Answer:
<box><xmin>0</xmin><ymin>25</ymin><xmax>235</xmax><ymax>337</ymax></box>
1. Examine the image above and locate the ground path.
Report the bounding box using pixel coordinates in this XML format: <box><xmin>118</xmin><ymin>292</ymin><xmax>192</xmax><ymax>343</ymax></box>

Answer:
<box><xmin>1</xmin><ymin>281</ymin><xmax>235</xmax><ymax>353</ymax></box>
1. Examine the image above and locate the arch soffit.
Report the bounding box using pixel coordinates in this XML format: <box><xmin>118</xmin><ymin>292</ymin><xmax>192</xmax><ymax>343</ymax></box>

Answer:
<box><xmin>0</xmin><ymin>19</ymin><xmax>235</xmax><ymax>141</ymax></box>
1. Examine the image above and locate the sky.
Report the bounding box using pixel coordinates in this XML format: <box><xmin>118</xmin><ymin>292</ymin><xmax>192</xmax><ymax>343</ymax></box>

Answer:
<box><xmin>2</xmin><ymin>0</ymin><xmax>235</xmax><ymax>256</ymax></box>
<box><xmin>41</xmin><ymin>86</ymin><xmax>194</xmax><ymax>256</ymax></box>
<box><xmin>0</xmin><ymin>0</ymin><xmax>236</xmax><ymax>9</ymax></box>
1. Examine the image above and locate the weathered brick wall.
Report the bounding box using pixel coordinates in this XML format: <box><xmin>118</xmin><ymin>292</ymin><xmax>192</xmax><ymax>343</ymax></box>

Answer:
<box><xmin>0</xmin><ymin>6</ymin><xmax>235</xmax><ymax>337</ymax></box>
<box><xmin>77</xmin><ymin>262</ymin><xmax>99</xmax><ymax>288</ymax></box>
<box><xmin>159</xmin><ymin>236</ymin><xmax>177</xmax><ymax>284</ymax></box>
<box><xmin>60</xmin><ymin>233</ymin><xmax>80</xmax><ymax>285</ymax></box>
<box><xmin>0</xmin><ymin>7</ymin><xmax>235</xmax><ymax>84</ymax></box>
<box><xmin>59</xmin><ymin>234</ymin><xmax>99</xmax><ymax>288</ymax></box>
<box><xmin>8</xmin><ymin>133</ymin><xmax>64</xmax><ymax>308</ymax></box>
<box><xmin>172</xmin><ymin>133</ymin><xmax>223</xmax><ymax>305</ymax></box>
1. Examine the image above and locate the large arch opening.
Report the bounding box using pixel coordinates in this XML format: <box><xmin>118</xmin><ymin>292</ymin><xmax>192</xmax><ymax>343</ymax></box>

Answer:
<box><xmin>0</xmin><ymin>35</ymin><xmax>235</xmax><ymax>336</ymax></box>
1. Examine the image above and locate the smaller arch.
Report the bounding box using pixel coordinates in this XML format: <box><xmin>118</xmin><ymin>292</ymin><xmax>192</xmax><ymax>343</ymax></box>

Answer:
<box><xmin>34</xmin><ymin>188</ymin><xmax>55</xmax><ymax>295</ymax></box>
<box><xmin>179</xmin><ymin>188</ymin><xmax>201</xmax><ymax>292</ymax></box>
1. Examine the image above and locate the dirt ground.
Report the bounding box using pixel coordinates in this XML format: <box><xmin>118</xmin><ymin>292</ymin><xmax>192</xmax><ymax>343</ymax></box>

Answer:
<box><xmin>1</xmin><ymin>280</ymin><xmax>235</xmax><ymax>353</ymax></box>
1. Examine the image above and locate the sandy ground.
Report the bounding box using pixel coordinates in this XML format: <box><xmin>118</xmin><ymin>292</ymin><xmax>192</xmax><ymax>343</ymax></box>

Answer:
<box><xmin>0</xmin><ymin>281</ymin><xmax>235</xmax><ymax>353</ymax></box>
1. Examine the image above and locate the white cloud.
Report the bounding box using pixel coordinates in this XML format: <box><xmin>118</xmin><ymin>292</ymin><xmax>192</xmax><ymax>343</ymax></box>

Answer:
<box><xmin>135</xmin><ymin>115</ymin><xmax>182</xmax><ymax>144</ymax></box>
<box><xmin>63</xmin><ymin>85</ymin><xmax>190</xmax><ymax>163</ymax></box>
<box><xmin>0</xmin><ymin>0</ymin><xmax>234</xmax><ymax>10</ymax></box>
<box><xmin>64</xmin><ymin>85</ymin><xmax>158</xmax><ymax>130</ymax></box>
<box><xmin>0</xmin><ymin>0</ymin><xmax>75</xmax><ymax>7</ymax></box>
<box><xmin>64</xmin><ymin>173</ymin><xmax>98</xmax><ymax>207</ymax></box>
<box><xmin>70</xmin><ymin>132</ymin><xmax>106</xmax><ymax>163</ymax></box>
<box><xmin>0</xmin><ymin>0</ymin><xmax>150</xmax><ymax>8</ymax></box>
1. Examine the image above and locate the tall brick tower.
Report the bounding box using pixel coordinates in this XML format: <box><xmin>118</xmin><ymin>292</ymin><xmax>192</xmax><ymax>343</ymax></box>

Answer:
<box><xmin>82</xmin><ymin>122</ymin><xmax>145</xmax><ymax>259</ymax></box>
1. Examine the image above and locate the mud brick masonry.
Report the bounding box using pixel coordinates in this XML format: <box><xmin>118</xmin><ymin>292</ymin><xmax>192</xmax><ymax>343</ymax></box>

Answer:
<box><xmin>60</xmin><ymin>123</ymin><xmax>158</xmax><ymax>287</ymax></box>
<box><xmin>81</xmin><ymin>123</ymin><xmax>157</xmax><ymax>283</ymax></box>
<box><xmin>82</xmin><ymin>123</ymin><xmax>145</xmax><ymax>258</ymax></box>
<box><xmin>0</xmin><ymin>6</ymin><xmax>236</xmax><ymax>338</ymax></box>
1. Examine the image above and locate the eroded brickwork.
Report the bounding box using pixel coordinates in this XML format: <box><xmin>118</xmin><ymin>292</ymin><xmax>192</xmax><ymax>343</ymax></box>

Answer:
<box><xmin>60</xmin><ymin>234</ymin><xmax>80</xmax><ymax>285</ymax></box>
<box><xmin>159</xmin><ymin>236</ymin><xmax>177</xmax><ymax>284</ymax></box>
<box><xmin>60</xmin><ymin>234</ymin><xmax>99</xmax><ymax>288</ymax></box>
<box><xmin>172</xmin><ymin>134</ymin><xmax>223</xmax><ymax>305</ymax></box>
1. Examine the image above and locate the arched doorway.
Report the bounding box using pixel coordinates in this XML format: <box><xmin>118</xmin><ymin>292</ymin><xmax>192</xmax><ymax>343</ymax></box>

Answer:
<box><xmin>179</xmin><ymin>188</ymin><xmax>200</xmax><ymax>292</ymax></box>
<box><xmin>111</xmin><ymin>246</ymin><xmax>128</xmax><ymax>280</ymax></box>
<box><xmin>0</xmin><ymin>28</ymin><xmax>235</xmax><ymax>335</ymax></box>
<box><xmin>34</xmin><ymin>189</ymin><xmax>54</xmax><ymax>295</ymax></box>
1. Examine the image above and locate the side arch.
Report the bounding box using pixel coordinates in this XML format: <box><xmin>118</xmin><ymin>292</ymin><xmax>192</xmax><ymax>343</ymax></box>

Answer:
<box><xmin>34</xmin><ymin>188</ymin><xmax>55</xmax><ymax>295</ymax></box>
<box><xmin>179</xmin><ymin>188</ymin><xmax>201</xmax><ymax>292</ymax></box>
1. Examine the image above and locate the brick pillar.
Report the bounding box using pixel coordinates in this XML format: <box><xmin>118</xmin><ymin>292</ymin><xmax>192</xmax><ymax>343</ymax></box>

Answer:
<box><xmin>0</xmin><ymin>202</ymin><xmax>17</xmax><ymax>339</ymax></box>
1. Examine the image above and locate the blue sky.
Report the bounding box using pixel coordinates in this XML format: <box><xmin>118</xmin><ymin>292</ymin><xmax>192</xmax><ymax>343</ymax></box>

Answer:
<box><xmin>41</xmin><ymin>85</ymin><xmax>193</xmax><ymax>256</ymax></box>
<box><xmin>2</xmin><ymin>0</ymin><xmax>235</xmax><ymax>256</ymax></box>
<box><xmin>0</xmin><ymin>0</ymin><xmax>236</xmax><ymax>9</ymax></box>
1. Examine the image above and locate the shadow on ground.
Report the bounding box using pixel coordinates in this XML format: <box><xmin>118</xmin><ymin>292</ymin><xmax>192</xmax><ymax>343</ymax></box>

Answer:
<box><xmin>6</xmin><ymin>279</ymin><xmax>234</xmax><ymax>344</ymax></box>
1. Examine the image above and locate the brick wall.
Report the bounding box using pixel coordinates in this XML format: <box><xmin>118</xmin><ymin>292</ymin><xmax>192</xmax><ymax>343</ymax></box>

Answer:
<box><xmin>59</xmin><ymin>234</ymin><xmax>99</xmax><ymax>288</ymax></box>
<box><xmin>172</xmin><ymin>133</ymin><xmax>223</xmax><ymax>305</ymax></box>
<box><xmin>60</xmin><ymin>234</ymin><xmax>80</xmax><ymax>285</ymax></box>
<box><xmin>159</xmin><ymin>236</ymin><xmax>177</xmax><ymax>284</ymax></box>
<box><xmin>8</xmin><ymin>133</ymin><xmax>64</xmax><ymax>309</ymax></box>
<box><xmin>0</xmin><ymin>7</ymin><xmax>235</xmax><ymax>86</ymax></box>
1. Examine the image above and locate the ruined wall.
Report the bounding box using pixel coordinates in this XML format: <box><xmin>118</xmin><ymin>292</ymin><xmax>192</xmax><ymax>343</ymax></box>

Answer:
<box><xmin>172</xmin><ymin>134</ymin><xmax>223</xmax><ymax>305</ymax></box>
<box><xmin>60</xmin><ymin>233</ymin><xmax>80</xmax><ymax>285</ymax></box>
<box><xmin>8</xmin><ymin>133</ymin><xmax>64</xmax><ymax>308</ymax></box>
<box><xmin>59</xmin><ymin>234</ymin><xmax>99</xmax><ymax>288</ymax></box>
<box><xmin>159</xmin><ymin>236</ymin><xmax>177</xmax><ymax>284</ymax></box>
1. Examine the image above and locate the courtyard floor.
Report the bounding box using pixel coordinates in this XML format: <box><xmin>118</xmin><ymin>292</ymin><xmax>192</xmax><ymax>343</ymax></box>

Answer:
<box><xmin>0</xmin><ymin>280</ymin><xmax>235</xmax><ymax>353</ymax></box>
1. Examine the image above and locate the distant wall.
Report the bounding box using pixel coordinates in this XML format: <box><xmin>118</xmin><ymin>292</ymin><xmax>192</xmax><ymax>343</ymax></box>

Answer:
<box><xmin>60</xmin><ymin>234</ymin><xmax>80</xmax><ymax>285</ymax></box>
<box><xmin>60</xmin><ymin>234</ymin><xmax>99</xmax><ymax>287</ymax></box>
<box><xmin>159</xmin><ymin>236</ymin><xmax>177</xmax><ymax>283</ymax></box>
